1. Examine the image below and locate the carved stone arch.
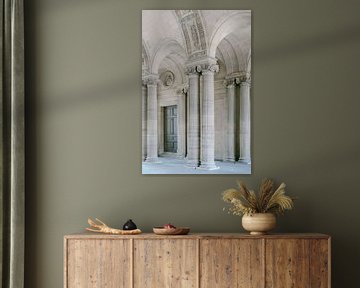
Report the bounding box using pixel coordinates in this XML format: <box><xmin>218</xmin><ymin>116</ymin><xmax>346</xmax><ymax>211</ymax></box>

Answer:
<box><xmin>208</xmin><ymin>10</ymin><xmax>251</xmax><ymax>58</ymax></box>
<box><xmin>175</xmin><ymin>10</ymin><xmax>207</xmax><ymax>58</ymax></box>
<box><xmin>142</xmin><ymin>40</ymin><xmax>150</xmax><ymax>71</ymax></box>
<box><xmin>214</xmin><ymin>58</ymin><xmax>227</xmax><ymax>80</ymax></box>
<box><xmin>216</xmin><ymin>37</ymin><xmax>240</xmax><ymax>75</ymax></box>
<box><xmin>246</xmin><ymin>49</ymin><xmax>251</xmax><ymax>76</ymax></box>
<box><xmin>227</xmin><ymin>34</ymin><xmax>248</xmax><ymax>71</ymax></box>
<box><xmin>150</xmin><ymin>38</ymin><xmax>187</xmax><ymax>75</ymax></box>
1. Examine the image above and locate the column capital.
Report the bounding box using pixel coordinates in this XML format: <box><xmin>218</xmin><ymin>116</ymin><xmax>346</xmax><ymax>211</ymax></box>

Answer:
<box><xmin>201</xmin><ymin>64</ymin><xmax>219</xmax><ymax>75</ymax></box>
<box><xmin>175</xmin><ymin>85</ymin><xmax>189</xmax><ymax>95</ymax></box>
<box><xmin>224</xmin><ymin>78</ymin><xmax>236</xmax><ymax>88</ymax></box>
<box><xmin>240</xmin><ymin>80</ymin><xmax>251</xmax><ymax>87</ymax></box>
<box><xmin>185</xmin><ymin>65</ymin><xmax>202</xmax><ymax>76</ymax></box>
<box><xmin>238</xmin><ymin>73</ymin><xmax>251</xmax><ymax>86</ymax></box>
<box><xmin>224</xmin><ymin>72</ymin><xmax>251</xmax><ymax>86</ymax></box>
<box><xmin>186</xmin><ymin>56</ymin><xmax>218</xmax><ymax>76</ymax></box>
<box><xmin>143</xmin><ymin>74</ymin><xmax>160</xmax><ymax>86</ymax></box>
<box><xmin>181</xmin><ymin>84</ymin><xmax>189</xmax><ymax>94</ymax></box>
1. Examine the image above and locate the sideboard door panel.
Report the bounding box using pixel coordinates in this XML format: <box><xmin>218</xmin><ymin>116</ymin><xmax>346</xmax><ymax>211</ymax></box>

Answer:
<box><xmin>66</xmin><ymin>239</ymin><xmax>131</xmax><ymax>288</ymax></box>
<box><xmin>200</xmin><ymin>239</ymin><xmax>264</xmax><ymax>288</ymax></box>
<box><xmin>265</xmin><ymin>239</ymin><xmax>310</xmax><ymax>288</ymax></box>
<box><xmin>134</xmin><ymin>239</ymin><xmax>198</xmax><ymax>288</ymax></box>
<box><xmin>65</xmin><ymin>234</ymin><xmax>330</xmax><ymax>288</ymax></box>
<box><xmin>310</xmin><ymin>239</ymin><xmax>330</xmax><ymax>288</ymax></box>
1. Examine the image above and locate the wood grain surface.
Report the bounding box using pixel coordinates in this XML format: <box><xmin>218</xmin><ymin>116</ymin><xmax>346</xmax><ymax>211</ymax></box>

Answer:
<box><xmin>133</xmin><ymin>239</ymin><xmax>198</xmax><ymax>288</ymax></box>
<box><xmin>266</xmin><ymin>239</ymin><xmax>310</xmax><ymax>287</ymax></box>
<box><xmin>64</xmin><ymin>233</ymin><xmax>330</xmax><ymax>288</ymax></box>
<box><xmin>65</xmin><ymin>232</ymin><xmax>330</xmax><ymax>240</ymax></box>
<box><xmin>65</xmin><ymin>239</ymin><xmax>131</xmax><ymax>288</ymax></box>
<box><xmin>310</xmin><ymin>239</ymin><xmax>330</xmax><ymax>288</ymax></box>
<box><xmin>200</xmin><ymin>239</ymin><xmax>264</xmax><ymax>288</ymax></box>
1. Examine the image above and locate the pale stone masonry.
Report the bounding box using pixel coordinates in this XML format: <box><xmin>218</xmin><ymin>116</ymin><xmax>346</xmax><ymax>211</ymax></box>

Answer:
<box><xmin>142</xmin><ymin>10</ymin><xmax>251</xmax><ymax>172</ymax></box>
<box><xmin>187</xmin><ymin>70</ymin><xmax>200</xmax><ymax>167</ymax></box>
<box><xmin>240</xmin><ymin>79</ymin><xmax>251</xmax><ymax>164</ymax></box>
<box><xmin>226</xmin><ymin>79</ymin><xmax>236</xmax><ymax>162</ymax></box>
<box><xmin>200</xmin><ymin>63</ymin><xmax>219</xmax><ymax>170</ymax></box>
<box><xmin>177</xmin><ymin>90</ymin><xmax>186</xmax><ymax>158</ymax></box>
<box><xmin>144</xmin><ymin>75</ymin><xmax>159</xmax><ymax>163</ymax></box>
<box><xmin>141</xmin><ymin>84</ymin><xmax>147</xmax><ymax>160</ymax></box>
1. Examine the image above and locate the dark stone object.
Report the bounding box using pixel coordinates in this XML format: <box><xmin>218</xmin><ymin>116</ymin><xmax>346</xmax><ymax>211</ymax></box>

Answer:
<box><xmin>123</xmin><ymin>219</ymin><xmax>137</xmax><ymax>230</ymax></box>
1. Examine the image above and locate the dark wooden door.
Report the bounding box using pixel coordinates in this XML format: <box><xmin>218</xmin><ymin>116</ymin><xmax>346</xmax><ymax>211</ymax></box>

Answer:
<box><xmin>164</xmin><ymin>105</ymin><xmax>178</xmax><ymax>153</ymax></box>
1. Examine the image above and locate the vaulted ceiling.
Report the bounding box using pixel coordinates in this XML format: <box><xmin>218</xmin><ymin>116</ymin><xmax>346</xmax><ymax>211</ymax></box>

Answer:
<box><xmin>142</xmin><ymin>10</ymin><xmax>251</xmax><ymax>77</ymax></box>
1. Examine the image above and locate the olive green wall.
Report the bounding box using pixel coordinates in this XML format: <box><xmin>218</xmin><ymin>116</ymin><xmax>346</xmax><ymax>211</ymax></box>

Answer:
<box><xmin>24</xmin><ymin>0</ymin><xmax>360</xmax><ymax>287</ymax></box>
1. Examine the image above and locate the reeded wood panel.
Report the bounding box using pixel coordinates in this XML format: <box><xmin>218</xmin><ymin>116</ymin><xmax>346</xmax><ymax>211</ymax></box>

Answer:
<box><xmin>310</xmin><ymin>239</ymin><xmax>330</xmax><ymax>288</ymax></box>
<box><xmin>265</xmin><ymin>239</ymin><xmax>310</xmax><ymax>288</ymax></box>
<box><xmin>200</xmin><ymin>239</ymin><xmax>264</xmax><ymax>288</ymax></box>
<box><xmin>133</xmin><ymin>239</ymin><xmax>197</xmax><ymax>288</ymax></box>
<box><xmin>66</xmin><ymin>239</ymin><xmax>131</xmax><ymax>288</ymax></box>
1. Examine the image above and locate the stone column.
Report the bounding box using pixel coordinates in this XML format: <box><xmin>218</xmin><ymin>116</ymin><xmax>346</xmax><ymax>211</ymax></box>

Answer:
<box><xmin>186</xmin><ymin>90</ymin><xmax>189</xmax><ymax>158</ymax></box>
<box><xmin>239</xmin><ymin>77</ymin><xmax>251</xmax><ymax>164</ymax></box>
<box><xmin>186</xmin><ymin>68</ymin><xmax>200</xmax><ymax>167</ymax></box>
<box><xmin>200</xmin><ymin>64</ymin><xmax>219</xmax><ymax>170</ymax></box>
<box><xmin>226</xmin><ymin>79</ymin><xmax>236</xmax><ymax>162</ymax></box>
<box><xmin>142</xmin><ymin>84</ymin><xmax>147</xmax><ymax>161</ymax></box>
<box><xmin>177</xmin><ymin>87</ymin><xmax>187</xmax><ymax>158</ymax></box>
<box><xmin>145</xmin><ymin>76</ymin><xmax>159</xmax><ymax>162</ymax></box>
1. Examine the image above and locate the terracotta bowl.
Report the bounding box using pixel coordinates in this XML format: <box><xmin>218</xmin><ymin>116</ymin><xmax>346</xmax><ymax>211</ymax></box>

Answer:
<box><xmin>242</xmin><ymin>213</ymin><xmax>276</xmax><ymax>235</ymax></box>
<box><xmin>153</xmin><ymin>227</ymin><xmax>190</xmax><ymax>235</ymax></box>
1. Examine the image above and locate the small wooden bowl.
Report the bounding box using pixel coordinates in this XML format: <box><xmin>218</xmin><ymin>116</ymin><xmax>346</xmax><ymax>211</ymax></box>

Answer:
<box><xmin>153</xmin><ymin>227</ymin><xmax>190</xmax><ymax>235</ymax></box>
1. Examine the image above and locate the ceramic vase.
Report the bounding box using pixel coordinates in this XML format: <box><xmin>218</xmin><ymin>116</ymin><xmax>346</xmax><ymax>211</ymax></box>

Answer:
<box><xmin>242</xmin><ymin>213</ymin><xmax>276</xmax><ymax>235</ymax></box>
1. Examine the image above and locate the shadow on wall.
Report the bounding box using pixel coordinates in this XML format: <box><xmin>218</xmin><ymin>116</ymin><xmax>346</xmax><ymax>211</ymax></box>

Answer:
<box><xmin>256</xmin><ymin>23</ymin><xmax>360</xmax><ymax>63</ymax></box>
<box><xmin>35</xmin><ymin>0</ymin><xmax>114</xmax><ymax>10</ymax></box>
<box><xmin>23</xmin><ymin>2</ymin><xmax>360</xmax><ymax>288</ymax></box>
<box><xmin>36</xmin><ymin>25</ymin><xmax>360</xmax><ymax>114</ymax></box>
<box><xmin>41</xmin><ymin>75</ymin><xmax>137</xmax><ymax>113</ymax></box>
<box><xmin>273</xmin><ymin>143</ymin><xmax>360</xmax><ymax>288</ymax></box>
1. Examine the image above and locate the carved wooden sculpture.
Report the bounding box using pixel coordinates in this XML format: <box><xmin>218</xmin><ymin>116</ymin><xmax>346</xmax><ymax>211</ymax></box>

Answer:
<box><xmin>86</xmin><ymin>218</ymin><xmax>142</xmax><ymax>235</ymax></box>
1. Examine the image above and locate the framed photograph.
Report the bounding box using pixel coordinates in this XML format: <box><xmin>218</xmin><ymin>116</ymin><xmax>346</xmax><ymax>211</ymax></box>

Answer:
<box><xmin>142</xmin><ymin>10</ymin><xmax>251</xmax><ymax>174</ymax></box>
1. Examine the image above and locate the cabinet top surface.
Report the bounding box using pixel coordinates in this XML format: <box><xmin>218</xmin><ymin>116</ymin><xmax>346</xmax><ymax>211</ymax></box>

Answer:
<box><xmin>64</xmin><ymin>232</ymin><xmax>330</xmax><ymax>240</ymax></box>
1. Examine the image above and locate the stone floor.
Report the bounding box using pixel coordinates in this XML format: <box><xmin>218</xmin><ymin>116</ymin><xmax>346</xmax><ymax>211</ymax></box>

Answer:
<box><xmin>142</xmin><ymin>156</ymin><xmax>251</xmax><ymax>174</ymax></box>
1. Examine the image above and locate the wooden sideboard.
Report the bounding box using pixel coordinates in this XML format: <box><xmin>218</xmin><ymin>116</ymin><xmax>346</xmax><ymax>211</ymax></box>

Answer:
<box><xmin>64</xmin><ymin>233</ymin><xmax>331</xmax><ymax>288</ymax></box>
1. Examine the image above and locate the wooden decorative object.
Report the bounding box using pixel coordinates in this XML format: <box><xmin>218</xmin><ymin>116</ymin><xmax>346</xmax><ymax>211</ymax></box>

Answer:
<box><xmin>64</xmin><ymin>233</ymin><xmax>331</xmax><ymax>288</ymax></box>
<box><xmin>86</xmin><ymin>218</ymin><xmax>141</xmax><ymax>235</ymax></box>
<box><xmin>153</xmin><ymin>227</ymin><xmax>190</xmax><ymax>235</ymax></box>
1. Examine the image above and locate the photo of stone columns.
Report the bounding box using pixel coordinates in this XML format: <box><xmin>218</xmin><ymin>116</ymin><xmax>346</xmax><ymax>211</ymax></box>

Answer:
<box><xmin>142</xmin><ymin>10</ymin><xmax>251</xmax><ymax>174</ymax></box>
